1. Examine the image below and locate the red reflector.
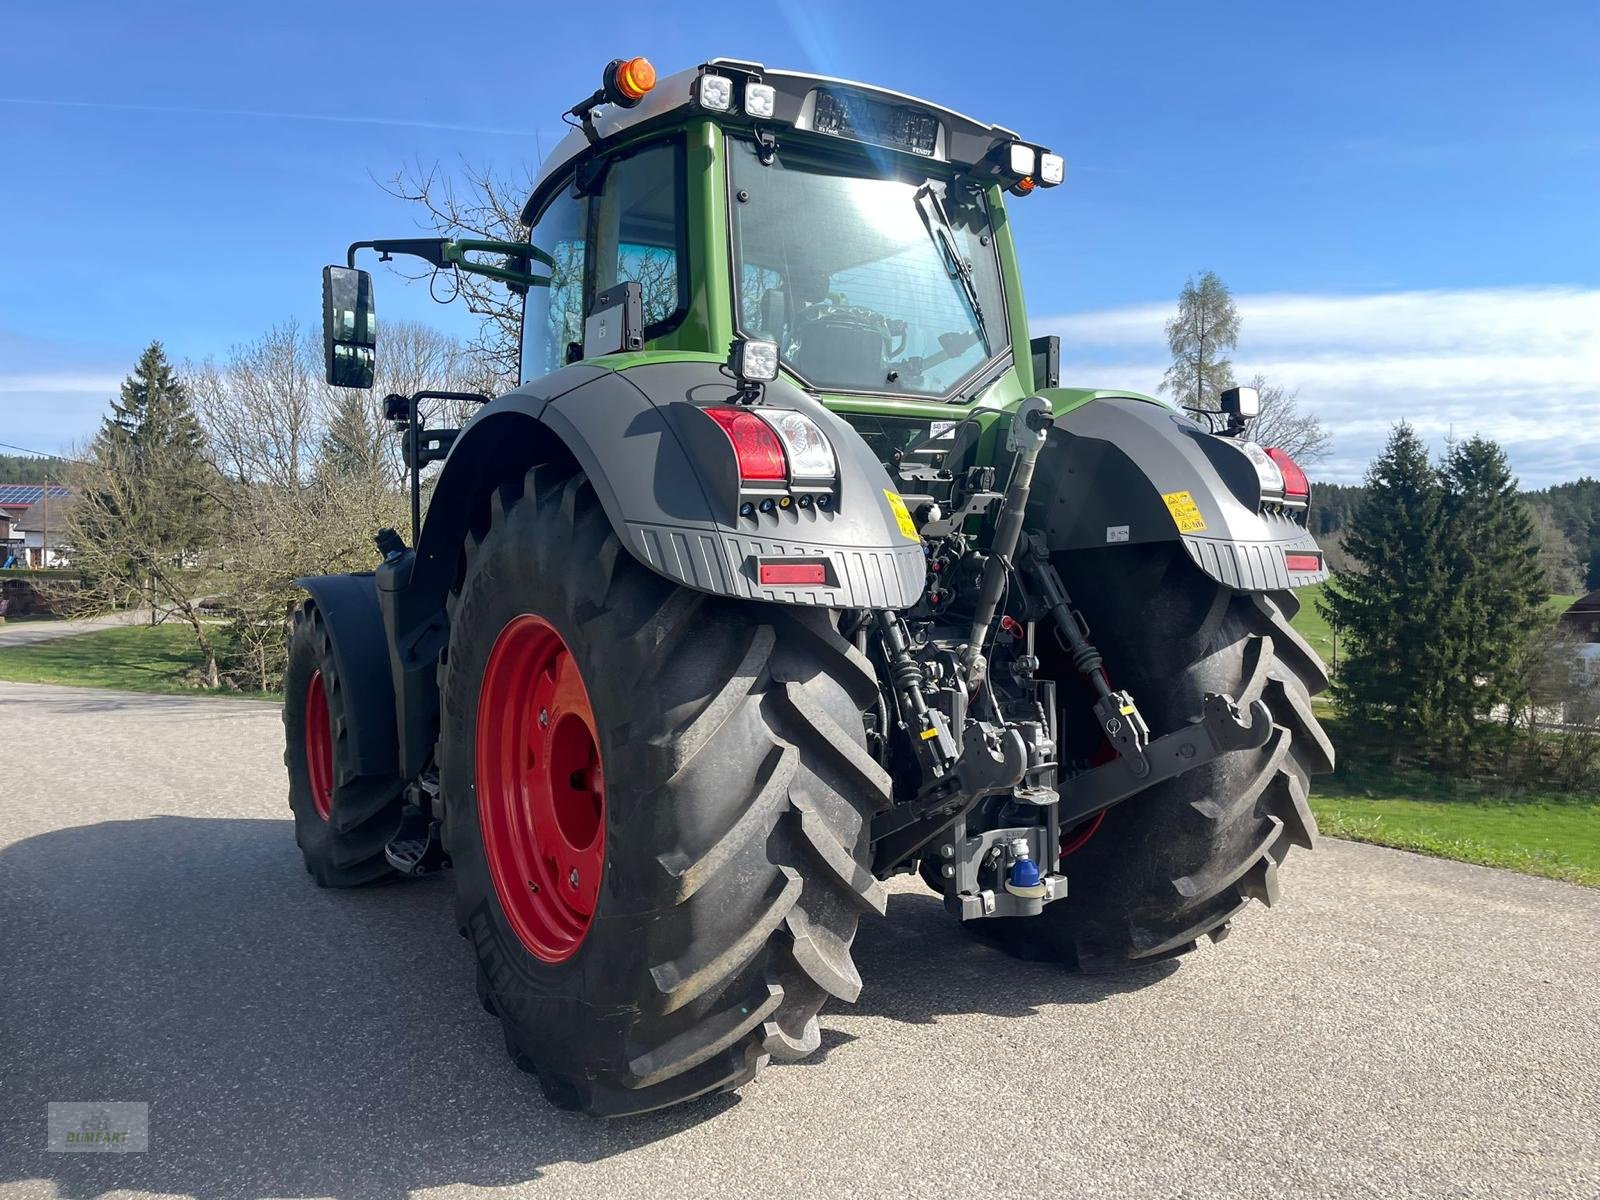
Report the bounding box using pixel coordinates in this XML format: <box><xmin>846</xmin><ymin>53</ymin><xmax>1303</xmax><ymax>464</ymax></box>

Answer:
<box><xmin>706</xmin><ymin>408</ymin><xmax>786</xmax><ymax>480</ymax></box>
<box><xmin>1265</xmin><ymin>447</ymin><xmax>1309</xmax><ymax>499</ymax></box>
<box><xmin>1285</xmin><ymin>553</ymin><xmax>1322</xmax><ymax>573</ymax></box>
<box><xmin>759</xmin><ymin>561</ymin><xmax>828</xmax><ymax>586</ymax></box>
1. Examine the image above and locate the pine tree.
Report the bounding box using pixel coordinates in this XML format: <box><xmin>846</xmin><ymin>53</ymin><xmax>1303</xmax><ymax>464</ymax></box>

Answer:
<box><xmin>104</xmin><ymin>342</ymin><xmax>203</xmax><ymax>451</ymax></box>
<box><xmin>1436</xmin><ymin>437</ymin><xmax>1547</xmax><ymax>746</ymax></box>
<box><xmin>75</xmin><ymin>341</ymin><xmax>221</xmax><ymax>685</ymax></box>
<box><xmin>1160</xmin><ymin>271</ymin><xmax>1239</xmax><ymax>410</ymax></box>
<box><xmin>1319</xmin><ymin>423</ymin><xmax>1453</xmax><ymax>754</ymax></box>
<box><xmin>97</xmin><ymin>341</ymin><xmax>213</xmax><ymax>554</ymax></box>
<box><xmin>321</xmin><ymin>391</ymin><xmax>386</xmax><ymax>478</ymax></box>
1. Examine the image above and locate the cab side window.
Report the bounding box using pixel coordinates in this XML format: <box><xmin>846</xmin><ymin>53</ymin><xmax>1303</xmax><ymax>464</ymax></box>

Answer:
<box><xmin>521</xmin><ymin>185</ymin><xmax>588</xmax><ymax>381</ymax></box>
<box><xmin>591</xmin><ymin>142</ymin><xmax>685</xmax><ymax>332</ymax></box>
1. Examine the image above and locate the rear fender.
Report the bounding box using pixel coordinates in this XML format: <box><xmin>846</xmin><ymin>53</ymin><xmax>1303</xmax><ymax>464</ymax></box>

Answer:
<box><xmin>293</xmin><ymin>572</ymin><xmax>401</xmax><ymax>780</ymax></box>
<box><xmin>1028</xmin><ymin>394</ymin><xmax>1329</xmax><ymax>591</ymax></box>
<box><xmin>379</xmin><ymin>358</ymin><xmax>926</xmax><ymax>779</ymax></box>
<box><xmin>409</xmin><ymin>361</ymin><xmax>925</xmax><ymax>613</ymax></box>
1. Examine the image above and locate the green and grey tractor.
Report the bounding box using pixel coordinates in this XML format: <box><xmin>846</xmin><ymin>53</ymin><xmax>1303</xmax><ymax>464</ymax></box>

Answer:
<box><xmin>286</xmin><ymin>55</ymin><xmax>1334</xmax><ymax>1115</ymax></box>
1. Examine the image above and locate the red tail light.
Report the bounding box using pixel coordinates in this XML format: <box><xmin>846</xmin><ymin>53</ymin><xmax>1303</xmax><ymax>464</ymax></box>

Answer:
<box><xmin>1285</xmin><ymin>552</ymin><xmax>1323</xmax><ymax>573</ymax></box>
<box><xmin>706</xmin><ymin>408</ymin><xmax>786</xmax><ymax>481</ymax></box>
<box><xmin>1265</xmin><ymin>447</ymin><xmax>1309</xmax><ymax>502</ymax></box>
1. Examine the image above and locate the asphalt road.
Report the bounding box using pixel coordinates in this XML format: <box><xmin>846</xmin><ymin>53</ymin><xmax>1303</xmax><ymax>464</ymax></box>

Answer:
<box><xmin>0</xmin><ymin>612</ymin><xmax>147</xmax><ymax>649</ymax></box>
<box><xmin>1</xmin><ymin>679</ymin><xmax>1596</xmax><ymax>1200</ymax></box>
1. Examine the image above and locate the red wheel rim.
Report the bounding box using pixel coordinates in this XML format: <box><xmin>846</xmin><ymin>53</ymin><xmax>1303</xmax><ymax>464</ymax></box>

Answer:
<box><xmin>304</xmin><ymin>669</ymin><xmax>334</xmax><ymax>822</ymax></box>
<box><xmin>476</xmin><ymin>614</ymin><xmax>605</xmax><ymax>963</ymax></box>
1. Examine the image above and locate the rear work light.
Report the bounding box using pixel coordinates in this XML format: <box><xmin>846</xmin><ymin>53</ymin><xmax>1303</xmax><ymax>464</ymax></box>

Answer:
<box><xmin>1007</xmin><ymin>143</ymin><xmax>1037</xmax><ymax>177</ymax></box>
<box><xmin>1265</xmin><ymin>447</ymin><xmax>1310</xmax><ymax>504</ymax></box>
<box><xmin>696</xmin><ymin>72</ymin><xmax>733</xmax><ymax>112</ymax></box>
<box><xmin>743</xmin><ymin>81</ymin><xmax>777</xmax><ymax>119</ymax></box>
<box><xmin>706</xmin><ymin>408</ymin><xmax>786</xmax><ymax>481</ymax></box>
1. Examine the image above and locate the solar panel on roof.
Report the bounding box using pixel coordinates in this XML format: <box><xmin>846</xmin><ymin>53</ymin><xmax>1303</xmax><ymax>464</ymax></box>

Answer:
<box><xmin>0</xmin><ymin>484</ymin><xmax>71</xmax><ymax>506</ymax></box>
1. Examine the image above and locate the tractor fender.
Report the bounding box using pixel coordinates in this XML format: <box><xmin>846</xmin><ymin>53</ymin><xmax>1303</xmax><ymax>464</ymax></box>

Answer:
<box><xmin>293</xmin><ymin>571</ymin><xmax>401</xmax><ymax>780</ymax></box>
<box><xmin>417</xmin><ymin>359</ymin><xmax>926</xmax><ymax>613</ymax></box>
<box><xmin>377</xmin><ymin>359</ymin><xmax>925</xmax><ymax>780</ymax></box>
<box><xmin>1027</xmin><ymin>394</ymin><xmax>1329</xmax><ymax>591</ymax></box>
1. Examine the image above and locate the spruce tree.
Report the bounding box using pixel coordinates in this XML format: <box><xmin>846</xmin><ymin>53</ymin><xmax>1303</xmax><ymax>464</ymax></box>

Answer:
<box><xmin>97</xmin><ymin>341</ymin><xmax>213</xmax><ymax>553</ymax></box>
<box><xmin>321</xmin><ymin>391</ymin><xmax>386</xmax><ymax>478</ymax></box>
<box><xmin>105</xmin><ymin>342</ymin><xmax>203</xmax><ymax>452</ymax></box>
<box><xmin>1318</xmin><ymin>423</ymin><xmax>1452</xmax><ymax>753</ymax></box>
<box><xmin>1436</xmin><ymin>437</ymin><xmax>1547</xmax><ymax>745</ymax></box>
<box><xmin>74</xmin><ymin>341</ymin><xmax>221</xmax><ymax>685</ymax></box>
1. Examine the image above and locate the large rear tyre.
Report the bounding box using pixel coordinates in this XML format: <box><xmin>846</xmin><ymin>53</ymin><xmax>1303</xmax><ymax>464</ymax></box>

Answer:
<box><xmin>994</xmin><ymin>546</ymin><xmax>1334</xmax><ymax>971</ymax></box>
<box><xmin>438</xmin><ymin>463</ymin><xmax>889</xmax><ymax>1116</ymax></box>
<box><xmin>282</xmin><ymin>602</ymin><xmax>406</xmax><ymax>887</ymax></box>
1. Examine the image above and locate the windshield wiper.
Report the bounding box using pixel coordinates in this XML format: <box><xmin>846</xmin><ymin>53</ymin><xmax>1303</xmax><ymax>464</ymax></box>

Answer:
<box><xmin>915</xmin><ymin>185</ymin><xmax>987</xmax><ymax>336</ymax></box>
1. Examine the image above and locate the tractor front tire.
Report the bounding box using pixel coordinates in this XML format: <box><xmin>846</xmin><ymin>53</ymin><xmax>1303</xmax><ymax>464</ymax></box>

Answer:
<box><xmin>437</xmin><ymin>463</ymin><xmax>889</xmax><ymax>1116</ymax></box>
<box><xmin>996</xmin><ymin>547</ymin><xmax>1334</xmax><ymax>971</ymax></box>
<box><xmin>283</xmin><ymin>601</ymin><xmax>406</xmax><ymax>887</ymax></box>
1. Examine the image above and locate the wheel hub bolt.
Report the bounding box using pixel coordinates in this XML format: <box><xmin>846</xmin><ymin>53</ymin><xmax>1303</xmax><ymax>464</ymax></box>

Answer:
<box><xmin>538</xmin><ymin>708</ymin><xmax>549</xmax><ymax>728</ymax></box>
<box><xmin>569</xmin><ymin>867</ymin><xmax>579</xmax><ymax>888</ymax></box>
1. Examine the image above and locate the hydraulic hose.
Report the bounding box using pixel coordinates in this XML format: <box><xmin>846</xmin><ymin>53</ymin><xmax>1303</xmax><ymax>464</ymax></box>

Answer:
<box><xmin>961</xmin><ymin>396</ymin><xmax>1052</xmax><ymax>687</ymax></box>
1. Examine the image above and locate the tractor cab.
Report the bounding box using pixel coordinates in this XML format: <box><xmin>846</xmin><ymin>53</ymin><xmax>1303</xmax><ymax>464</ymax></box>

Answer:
<box><xmin>326</xmin><ymin>57</ymin><xmax>1064</xmax><ymax>425</ymax></box>
<box><xmin>513</xmin><ymin>59</ymin><xmax>1061</xmax><ymax>405</ymax></box>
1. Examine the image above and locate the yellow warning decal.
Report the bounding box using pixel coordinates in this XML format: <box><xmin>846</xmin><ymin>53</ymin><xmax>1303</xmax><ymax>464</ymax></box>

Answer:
<box><xmin>884</xmin><ymin>490</ymin><xmax>919</xmax><ymax>540</ymax></box>
<box><xmin>920</xmin><ymin>727</ymin><xmax>940</xmax><ymax>741</ymax></box>
<box><xmin>1161</xmin><ymin>490</ymin><xmax>1207</xmax><ymax>534</ymax></box>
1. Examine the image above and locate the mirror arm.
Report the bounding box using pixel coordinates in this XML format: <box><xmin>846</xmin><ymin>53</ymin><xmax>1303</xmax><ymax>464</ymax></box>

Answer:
<box><xmin>346</xmin><ymin>238</ymin><xmax>552</xmax><ymax>289</ymax></box>
<box><xmin>346</xmin><ymin>238</ymin><xmax>453</xmax><ymax>269</ymax></box>
<box><xmin>443</xmin><ymin>239</ymin><xmax>553</xmax><ymax>289</ymax></box>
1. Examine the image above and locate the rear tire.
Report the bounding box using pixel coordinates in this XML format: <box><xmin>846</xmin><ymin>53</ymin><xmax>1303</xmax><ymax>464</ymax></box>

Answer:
<box><xmin>438</xmin><ymin>463</ymin><xmax>889</xmax><ymax>1115</ymax></box>
<box><xmin>282</xmin><ymin>601</ymin><xmax>406</xmax><ymax>887</ymax></box>
<box><xmin>994</xmin><ymin>546</ymin><xmax>1334</xmax><ymax>971</ymax></box>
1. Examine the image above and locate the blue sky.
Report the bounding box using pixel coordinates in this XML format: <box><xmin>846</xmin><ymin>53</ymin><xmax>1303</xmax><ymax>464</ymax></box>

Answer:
<box><xmin>2</xmin><ymin>0</ymin><xmax>1597</xmax><ymax>483</ymax></box>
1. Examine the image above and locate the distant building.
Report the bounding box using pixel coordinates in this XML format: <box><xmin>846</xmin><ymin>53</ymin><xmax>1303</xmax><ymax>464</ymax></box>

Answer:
<box><xmin>1560</xmin><ymin>590</ymin><xmax>1600</xmax><ymax>645</ymax></box>
<box><xmin>0</xmin><ymin>484</ymin><xmax>71</xmax><ymax>568</ymax></box>
<box><xmin>11</xmin><ymin>488</ymin><xmax>76</xmax><ymax>568</ymax></box>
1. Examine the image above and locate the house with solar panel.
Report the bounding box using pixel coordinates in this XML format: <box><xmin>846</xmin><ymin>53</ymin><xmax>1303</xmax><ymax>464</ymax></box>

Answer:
<box><xmin>0</xmin><ymin>483</ymin><xmax>73</xmax><ymax>568</ymax></box>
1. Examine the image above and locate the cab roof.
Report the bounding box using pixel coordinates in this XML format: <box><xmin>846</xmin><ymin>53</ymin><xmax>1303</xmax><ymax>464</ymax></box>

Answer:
<box><xmin>522</xmin><ymin>58</ymin><xmax>1024</xmax><ymax>224</ymax></box>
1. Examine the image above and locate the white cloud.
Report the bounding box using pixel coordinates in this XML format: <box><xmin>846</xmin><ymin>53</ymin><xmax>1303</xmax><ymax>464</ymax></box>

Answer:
<box><xmin>1035</xmin><ymin>287</ymin><xmax>1600</xmax><ymax>487</ymax></box>
<box><xmin>0</xmin><ymin>372</ymin><xmax>122</xmax><ymax>394</ymax></box>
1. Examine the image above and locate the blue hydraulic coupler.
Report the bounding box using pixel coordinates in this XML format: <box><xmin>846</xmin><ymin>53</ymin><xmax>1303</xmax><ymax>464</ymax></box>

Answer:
<box><xmin>1005</xmin><ymin>843</ymin><xmax>1048</xmax><ymax>899</ymax></box>
<box><xmin>1010</xmin><ymin>855</ymin><xmax>1042</xmax><ymax>890</ymax></box>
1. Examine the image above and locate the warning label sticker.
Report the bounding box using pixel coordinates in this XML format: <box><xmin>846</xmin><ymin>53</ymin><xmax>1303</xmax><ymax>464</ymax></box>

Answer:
<box><xmin>883</xmin><ymin>490</ymin><xmax>919</xmax><ymax>540</ymax></box>
<box><xmin>1161</xmin><ymin>490</ymin><xmax>1207</xmax><ymax>533</ymax></box>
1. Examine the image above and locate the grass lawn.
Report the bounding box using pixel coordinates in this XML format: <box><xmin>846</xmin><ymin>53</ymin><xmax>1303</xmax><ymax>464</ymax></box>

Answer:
<box><xmin>1311</xmin><ymin>772</ymin><xmax>1600</xmax><ymax>888</ymax></box>
<box><xmin>1284</xmin><ymin>593</ymin><xmax>1600</xmax><ymax>886</ymax></box>
<box><xmin>0</xmin><ymin>622</ymin><xmax>277</xmax><ymax>700</ymax></box>
<box><xmin>1287</xmin><ymin>582</ymin><xmax>1335</xmax><ymax>665</ymax></box>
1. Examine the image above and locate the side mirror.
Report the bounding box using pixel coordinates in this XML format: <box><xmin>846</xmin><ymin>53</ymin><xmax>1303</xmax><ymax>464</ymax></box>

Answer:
<box><xmin>322</xmin><ymin>266</ymin><xmax>376</xmax><ymax>388</ymax></box>
<box><xmin>1220</xmin><ymin>385</ymin><xmax>1260</xmax><ymax>419</ymax></box>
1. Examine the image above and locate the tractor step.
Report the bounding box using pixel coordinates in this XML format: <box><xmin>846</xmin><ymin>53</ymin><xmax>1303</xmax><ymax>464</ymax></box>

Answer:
<box><xmin>385</xmin><ymin>804</ymin><xmax>450</xmax><ymax>876</ymax></box>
